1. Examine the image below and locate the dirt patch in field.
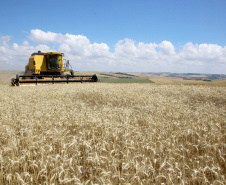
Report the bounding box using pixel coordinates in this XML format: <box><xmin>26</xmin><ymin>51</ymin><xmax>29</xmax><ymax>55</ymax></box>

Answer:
<box><xmin>147</xmin><ymin>79</ymin><xmax>155</xmax><ymax>83</ymax></box>
<box><xmin>128</xmin><ymin>72</ymin><xmax>160</xmax><ymax>78</ymax></box>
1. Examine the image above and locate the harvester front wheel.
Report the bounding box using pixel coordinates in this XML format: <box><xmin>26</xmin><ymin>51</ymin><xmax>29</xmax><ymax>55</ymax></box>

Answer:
<box><xmin>92</xmin><ymin>75</ymin><xmax>98</xmax><ymax>82</ymax></box>
<box><xmin>11</xmin><ymin>78</ymin><xmax>17</xmax><ymax>86</ymax></box>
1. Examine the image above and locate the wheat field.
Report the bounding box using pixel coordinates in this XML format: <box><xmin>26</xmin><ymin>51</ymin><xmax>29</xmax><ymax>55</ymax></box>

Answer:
<box><xmin>0</xmin><ymin>83</ymin><xmax>225</xmax><ymax>184</ymax></box>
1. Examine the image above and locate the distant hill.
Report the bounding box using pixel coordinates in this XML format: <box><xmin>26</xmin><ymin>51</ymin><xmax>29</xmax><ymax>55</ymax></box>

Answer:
<box><xmin>143</xmin><ymin>72</ymin><xmax>226</xmax><ymax>80</ymax></box>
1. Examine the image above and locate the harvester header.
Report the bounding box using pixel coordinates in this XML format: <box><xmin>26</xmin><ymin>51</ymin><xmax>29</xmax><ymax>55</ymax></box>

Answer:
<box><xmin>11</xmin><ymin>51</ymin><xmax>98</xmax><ymax>86</ymax></box>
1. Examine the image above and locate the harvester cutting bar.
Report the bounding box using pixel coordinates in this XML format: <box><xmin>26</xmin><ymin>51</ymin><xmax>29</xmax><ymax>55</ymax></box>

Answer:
<box><xmin>11</xmin><ymin>74</ymin><xmax>98</xmax><ymax>86</ymax></box>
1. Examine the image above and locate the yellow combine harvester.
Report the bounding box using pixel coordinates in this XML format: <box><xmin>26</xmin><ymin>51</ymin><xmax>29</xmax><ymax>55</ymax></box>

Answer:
<box><xmin>11</xmin><ymin>51</ymin><xmax>98</xmax><ymax>86</ymax></box>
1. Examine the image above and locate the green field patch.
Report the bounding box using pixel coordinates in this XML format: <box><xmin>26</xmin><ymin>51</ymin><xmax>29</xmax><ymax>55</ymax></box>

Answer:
<box><xmin>99</xmin><ymin>73</ymin><xmax>116</xmax><ymax>77</ymax></box>
<box><xmin>113</xmin><ymin>72</ymin><xmax>138</xmax><ymax>77</ymax></box>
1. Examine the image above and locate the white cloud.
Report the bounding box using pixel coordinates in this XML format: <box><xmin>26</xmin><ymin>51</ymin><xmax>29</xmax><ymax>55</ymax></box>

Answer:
<box><xmin>0</xmin><ymin>29</ymin><xmax>226</xmax><ymax>73</ymax></box>
<box><xmin>0</xmin><ymin>35</ymin><xmax>11</xmax><ymax>47</ymax></box>
<box><xmin>158</xmin><ymin>41</ymin><xmax>176</xmax><ymax>55</ymax></box>
<box><xmin>0</xmin><ymin>35</ymin><xmax>50</xmax><ymax>69</ymax></box>
<box><xmin>114</xmin><ymin>39</ymin><xmax>178</xmax><ymax>67</ymax></box>
<box><xmin>181</xmin><ymin>42</ymin><xmax>225</xmax><ymax>62</ymax></box>
<box><xmin>0</xmin><ymin>46</ymin><xmax>8</xmax><ymax>54</ymax></box>
<box><xmin>58</xmin><ymin>44</ymin><xmax>71</xmax><ymax>53</ymax></box>
<box><xmin>13</xmin><ymin>43</ymin><xmax>19</xmax><ymax>49</ymax></box>
<box><xmin>23</xmin><ymin>41</ymin><xmax>29</xmax><ymax>46</ymax></box>
<box><xmin>30</xmin><ymin>29</ymin><xmax>64</xmax><ymax>43</ymax></box>
<box><xmin>58</xmin><ymin>33</ymin><xmax>111</xmax><ymax>58</ymax></box>
<box><xmin>115</xmin><ymin>39</ymin><xmax>138</xmax><ymax>57</ymax></box>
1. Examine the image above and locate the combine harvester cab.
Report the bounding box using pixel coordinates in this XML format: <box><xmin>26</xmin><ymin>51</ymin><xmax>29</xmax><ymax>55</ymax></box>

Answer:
<box><xmin>11</xmin><ymin>51</ymin><xmax>98</xmax><ymax>86</ymax></box>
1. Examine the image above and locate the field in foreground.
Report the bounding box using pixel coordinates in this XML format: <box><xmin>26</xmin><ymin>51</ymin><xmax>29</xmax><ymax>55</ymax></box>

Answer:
<box><xmin>0</xmin><ymin>83</ymin><xmax>225</xmax><ymax>184</ymax></box>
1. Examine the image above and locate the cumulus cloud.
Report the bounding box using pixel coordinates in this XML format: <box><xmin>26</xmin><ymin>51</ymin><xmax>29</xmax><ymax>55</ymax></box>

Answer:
<box><xmin>181</xmin><ymin>42</ymin><xmax>225</xmax><ymax>62</ymax></box>
<box><xmin>114</xmin><ymin>39</ymin><xmax>178</xmax><ymax>67</ymax></box>
<box><xmin>115</xmin><ymin>39</ymin><xmax>177</xmax><ymax>59</ymax></box>
<box><xmin>0</xmin><ymin>35</ymin><xmax>50</xmax><ymax>69</ymax></box>
<box><xmin>0</xmin><ymin>36</ymin><xmax>11</xmax><ymax>47</ymax></box>
<box><xmin>159</xmin><ymin>41</ymin><xmax>176</xmax><ymax>55</ymax></box>
<box><xmin>0</xmin><ymin>29</ymin><xmax>226</xmax><ymax>73</ymax></box>
<box><xmin>59</xmin><ymin>33</ymin><xmax>111</xmax><ymax>58</ymax></box>
<box><xmin>30</xmin><ymin>29</ymin><xmax>64</xmax><ymax>43</ymax></box>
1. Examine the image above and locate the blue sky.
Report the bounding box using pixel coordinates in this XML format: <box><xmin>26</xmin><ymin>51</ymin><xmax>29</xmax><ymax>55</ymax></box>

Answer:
<box><xmin>0</xmin><ymin>0</ymin><xmax>226</xmax><ymax>73</ymax></box>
